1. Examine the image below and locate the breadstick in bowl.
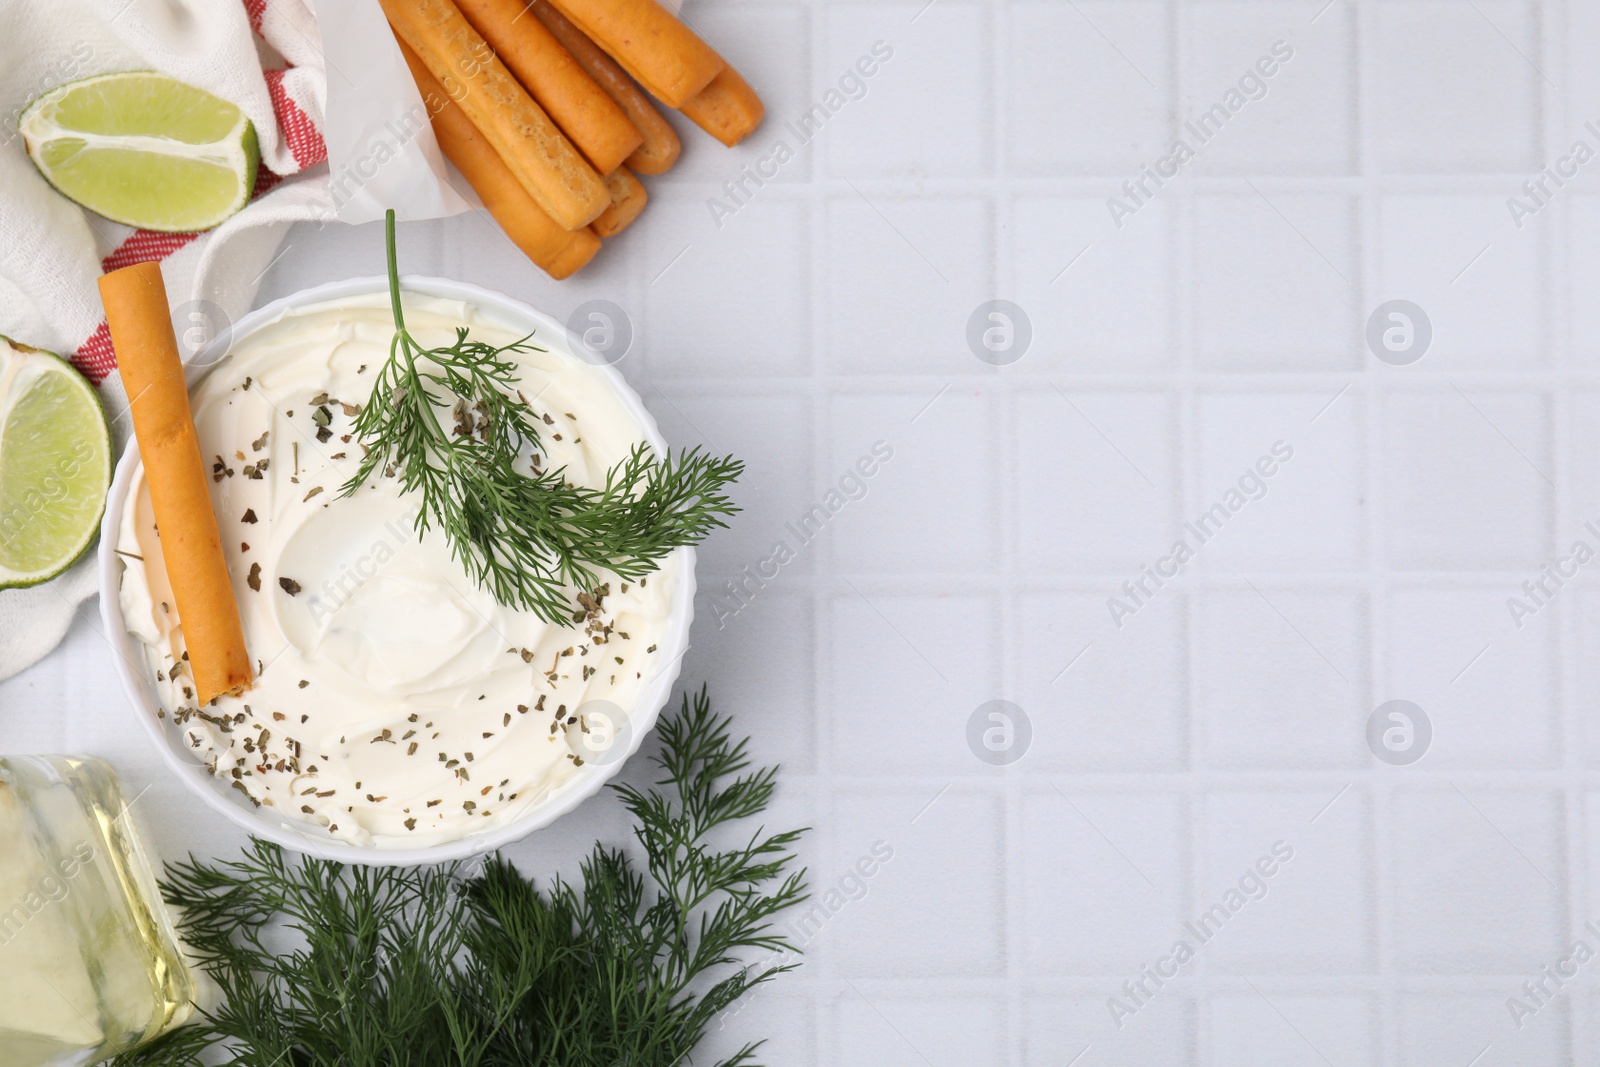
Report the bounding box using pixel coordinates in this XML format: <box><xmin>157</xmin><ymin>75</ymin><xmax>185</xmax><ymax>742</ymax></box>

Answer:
<box><xmin>454</xmin><ymin>0</ymin><xmax>642</xmax><ymax>176</ymax></box>
<box><xmin>380</xmin><ymin>0</ymin><xmax>608</xmax><ymax>230</ymax></box>
<box><xmin>100</xmin><ymin>263</ymin><xmax>253</xmax><ymax>705</ymax></box>
<box><xmin>397</xmin><ymin>39</ymin><xmax>601</xmax><ymax>279</ymax></box>
<box><xmin>544</xmin><ymin>0</ymin><xmax>724</xmax><ymax>107</ymax></box>
<box><xmin>529</xmin><ymin>0</ymin><xmax>681</xmax><ymax>175</ymax></box>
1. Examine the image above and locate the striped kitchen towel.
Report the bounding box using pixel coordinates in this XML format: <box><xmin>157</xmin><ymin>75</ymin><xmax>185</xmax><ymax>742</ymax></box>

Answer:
<box><xmin>0</xmin><ymin>0</ymin><xmax>332</xmax><ymax>682</ymax></box>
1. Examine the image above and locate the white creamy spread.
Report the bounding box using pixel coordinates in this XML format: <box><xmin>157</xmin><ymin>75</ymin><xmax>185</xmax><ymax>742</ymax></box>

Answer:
<box><xmin>115</xmin><ymin>293</ymin><xmax>677</xmax><ymax>848</ymax></box>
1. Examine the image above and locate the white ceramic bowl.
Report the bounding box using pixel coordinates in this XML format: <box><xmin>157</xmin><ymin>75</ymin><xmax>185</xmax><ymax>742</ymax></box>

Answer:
<box><xmin>98</xmin><ymin>276</ymin><xmax>694</xmax><ymax>867</ymax></box>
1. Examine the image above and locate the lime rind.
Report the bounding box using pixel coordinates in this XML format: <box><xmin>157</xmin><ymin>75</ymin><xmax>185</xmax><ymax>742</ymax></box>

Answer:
<box><xmin>19</xmin><ymin>72</ymin><xmax>259</xmax><ymax>234</ymax></box>
<box><xmin>0</xmin><ymin>339</ymin><xmax>113</xmax><ymax>590</ymax></box>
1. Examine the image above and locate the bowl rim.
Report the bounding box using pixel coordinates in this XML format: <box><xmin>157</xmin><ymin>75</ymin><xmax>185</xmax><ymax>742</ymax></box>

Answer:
<box><xmin>97</xmin><ymin>274</ymin><xmax>695</xmax><ymax>867</ymax></box>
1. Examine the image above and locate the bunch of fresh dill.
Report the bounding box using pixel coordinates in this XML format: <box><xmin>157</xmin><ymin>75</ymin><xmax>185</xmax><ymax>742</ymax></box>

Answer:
<box><xmin>114</xmin><ymin>689</ymin><xmax>808</xmax><ymax>1067</ymax></box>
<box><xmin>341</xmin><ymin>211</ymin><xmax>742</xmax><ymax>624</ymax></box>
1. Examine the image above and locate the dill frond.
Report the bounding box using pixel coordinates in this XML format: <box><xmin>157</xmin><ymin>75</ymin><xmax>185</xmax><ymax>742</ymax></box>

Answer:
<box><xmin>113</xmin><ymin>690</ymin><xmax>807</xmax><ymax>1067</ymax></box>
<box><xmin>339</xmin><ymin>211</ymin><xmax>741</xmax><ymax>624</ymax></box>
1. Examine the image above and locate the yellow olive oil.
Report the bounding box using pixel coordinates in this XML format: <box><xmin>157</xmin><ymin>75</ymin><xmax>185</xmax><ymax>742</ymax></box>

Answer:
<box><xmin>0</xmin><ymin>756</ymin><xmax>196</xmax><ymax>1065</ymax></box>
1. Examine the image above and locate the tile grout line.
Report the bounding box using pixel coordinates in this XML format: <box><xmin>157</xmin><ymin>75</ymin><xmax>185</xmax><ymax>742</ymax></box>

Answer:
<box><xmin>990</xmin><ymin>0</ymin><xmax>1027</xmax><ymax>1059</ymax></box>
<box><xmin>809</xmin><ymin>0</ymin><xmax>840</xmax><ymax>1056</ymax></box>
<box><xmin>636</xmin><ymin>367</ymin><xmax>1600</xmax><ymax>390</ymax></box>
<box><xmin>1347</xmin><ymin>0</ymin><xmax>1403</xmax><ymax>1058</ymax></box>
<box><xmin>1543</xmin><ymin>0</ymin><xmax>1587</xmax><ymax>1061</ymax></box>
<box><xmin>1171</xmin><ymin>0</ymin><xmax>1209</xmax><ymax>1056</ymax></box>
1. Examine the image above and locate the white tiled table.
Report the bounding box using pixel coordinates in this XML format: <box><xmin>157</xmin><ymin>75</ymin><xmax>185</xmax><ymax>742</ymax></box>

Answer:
<box><xmin>6</xmin><ymin>0</ymin><xmax>1600</xmax><ymax>1063</ymax></box>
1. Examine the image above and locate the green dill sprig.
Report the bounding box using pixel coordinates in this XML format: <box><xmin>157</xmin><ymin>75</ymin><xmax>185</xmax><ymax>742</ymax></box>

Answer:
<box><xmin>340</xmin><ymin>210</ymin><xmax>742</xmax><ymax>623</ymax></box>
<box><xmin>114</xmin><ymin>688</ymin><xmax>808</xmax><ymax>1067</ymax></box>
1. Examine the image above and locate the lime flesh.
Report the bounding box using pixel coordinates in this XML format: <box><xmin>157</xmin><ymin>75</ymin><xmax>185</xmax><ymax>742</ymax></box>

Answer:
<box><xmin>20</xmin><ymin>72</ymin><xmax>258</xmax><ymax>233</ymax></box>
<box><xmin>0</xmin><ymin>339</ymin><xmax>112</xmax><ymax>588</ymax></box>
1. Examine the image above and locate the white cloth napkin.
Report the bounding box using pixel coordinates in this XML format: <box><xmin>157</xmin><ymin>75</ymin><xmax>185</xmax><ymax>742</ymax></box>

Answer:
<box><xmin>311</xmin><ymin>0</ymin><xmax>475</xmax><ymax>223</ymax></box>
<box><xmin>0</xmin><ymin>0</ymin><xmax>334</xmax><ymax>683</ymax></box>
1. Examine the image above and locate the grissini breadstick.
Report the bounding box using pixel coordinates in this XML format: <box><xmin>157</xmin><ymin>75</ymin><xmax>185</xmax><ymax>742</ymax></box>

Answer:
<box><xmin>454</xmin><ymin>0</ymin><xmax>642</xmax><ymax>175</ymax></box>
<box><xmin>543</xmin><ymin>0</ymin><xmax>723</xmax><ymax>108</ymax></box>
<box><xmin>100</xmin><ymin>262</ymin><xmax>252</xmax><ymax>705</ymax></box>
<box><xmin>591</xmin><ymin>166</ymin><xmax>647</xmax><ymax>237</ymax></box>
<box><xmin>530</xmin><ymin>0</ymin><xmax>681</xmax><ymax>175</ymax></box>
<box><xmin>680</xmin><ymin>64</ymin><xmax>764</xmax><ymax>147</ymax></box>
<box><xmin>380</xmin><ymin>0</ymin><xmax>608</xmax><ymax>230</ymax></box>
<box><xmin>398</xmin><ymin>38</ymin><xmax>601</xmax><ymax>280</ymax></box>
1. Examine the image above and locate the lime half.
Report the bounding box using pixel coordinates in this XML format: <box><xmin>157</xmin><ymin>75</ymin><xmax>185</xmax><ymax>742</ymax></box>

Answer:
<box><xmin>0</xmin><ymin>338</ymin><xmax>112</xmax><ymax>589</ymax></box>
<box><xmin>20</xmin><ymin>72</ymin><xmax>258</xmax><ymax>233</ymax></box>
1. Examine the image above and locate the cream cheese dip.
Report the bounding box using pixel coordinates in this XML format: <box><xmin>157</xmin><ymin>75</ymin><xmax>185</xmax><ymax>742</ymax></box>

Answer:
<box><xmin>114</xmin><ymin>292</ymin><xmax>676</xmax><ymax>848</ymax></box>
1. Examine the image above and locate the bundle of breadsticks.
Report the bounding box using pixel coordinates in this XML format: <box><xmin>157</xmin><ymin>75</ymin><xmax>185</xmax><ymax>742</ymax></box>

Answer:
<box><xmin>381</xmin><ymin>0</ymin><xmax>764</xmax><ymax>279</ymax></box>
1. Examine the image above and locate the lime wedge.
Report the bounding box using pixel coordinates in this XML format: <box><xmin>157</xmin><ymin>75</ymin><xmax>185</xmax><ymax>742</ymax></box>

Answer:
<box><xmin>0</xmin><ymin>338</ymin><xmax>112</xmax><ymax>589</ymax></box>
<box><xmin>19</xmin><ymin>72</ymin><xmax>258</xmax><ymax>233</ymax></box>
